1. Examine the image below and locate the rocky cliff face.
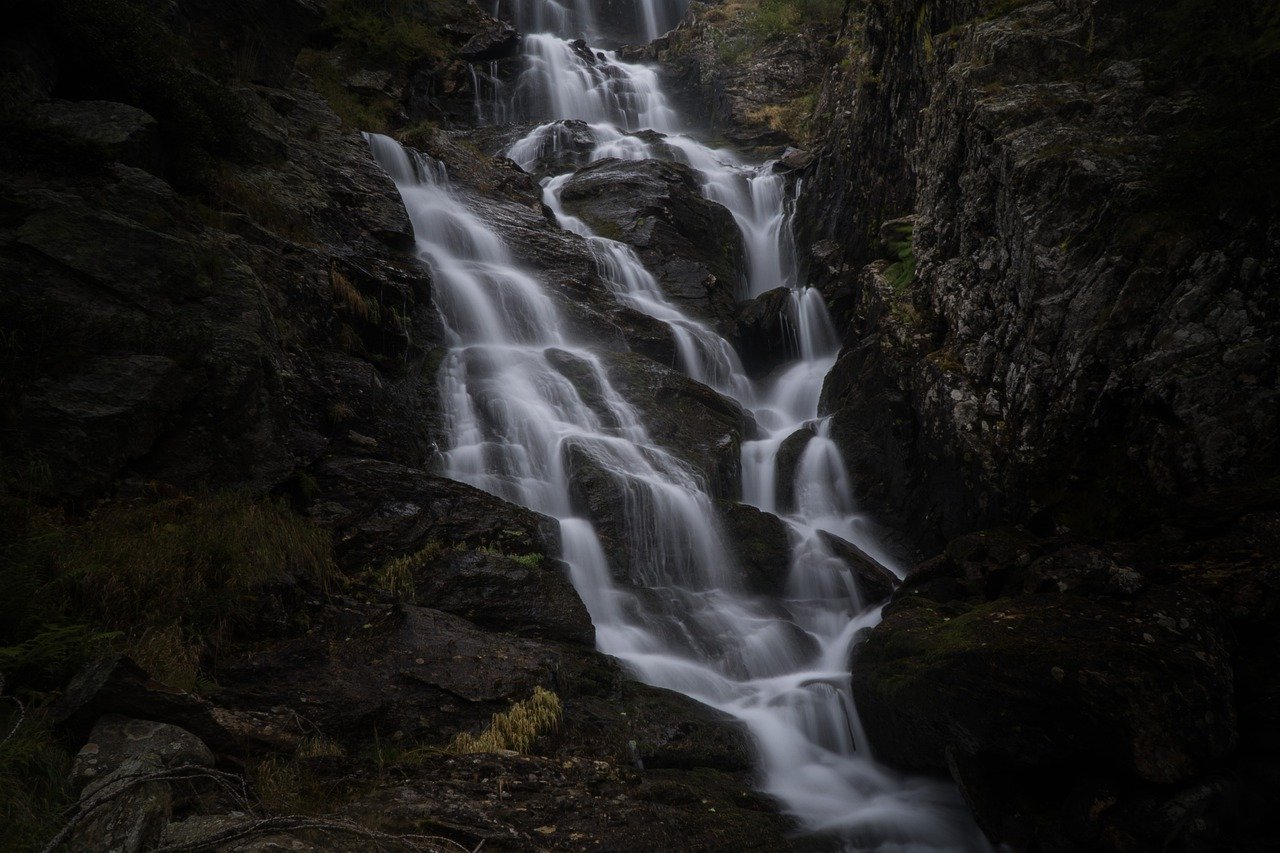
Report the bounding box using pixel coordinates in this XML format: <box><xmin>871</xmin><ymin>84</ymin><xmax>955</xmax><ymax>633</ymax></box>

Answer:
<box><xmin>796</xmin><ymin>0</ymin><xmax>1280</xmax><ymax>848</ymax></box>
<box><xmin>800</xmin><ymin>0</ymin><xmax>1279</xmax><ymax>548</ymax></box>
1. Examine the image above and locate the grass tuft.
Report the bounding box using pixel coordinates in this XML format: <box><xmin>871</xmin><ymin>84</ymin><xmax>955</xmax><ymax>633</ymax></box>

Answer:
<box><xmin>449</xmin><ymin>687</ymin><xmax>562</xmax><ymax>754</ymax></box>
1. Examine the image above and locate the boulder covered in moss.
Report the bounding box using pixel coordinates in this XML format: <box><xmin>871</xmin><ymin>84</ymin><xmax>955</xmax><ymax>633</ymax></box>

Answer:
<box><xmin>717</xmin><ymin>500</ymin><xmax>792</xmax><ymax>596</ymax></box>
<box><xmin>851</xmin><ymin>531</ymin><xmax>1239</xmax><ymax>849</ymax></box>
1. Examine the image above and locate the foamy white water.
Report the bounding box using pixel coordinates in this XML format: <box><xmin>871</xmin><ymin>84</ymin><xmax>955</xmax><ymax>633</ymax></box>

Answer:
<box><xmin>367</xmin><ymin>5</ymin><xmax>991</xmax><ymax>848</ymax></box>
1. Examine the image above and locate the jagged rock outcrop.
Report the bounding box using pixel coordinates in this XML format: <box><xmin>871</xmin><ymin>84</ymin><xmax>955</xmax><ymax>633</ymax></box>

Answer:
<box><xmin>642</xmin><ymin>0</ymin><xmax>837</xmax><ymax>148</ymax></box>
<box><xmin>800</xmin><ymin>0</ymin><xmax>1279</xmax><ymax>549</ymax></box>
<box><xmin>735</xmin><ymin>286</ymin><xmax>800</xmax><ymax>376</ymax></box>
<box><xmin>851</xmin><ymin>500</ymin><xmax>1280</xmax><ymax>850</ymax></box>
<box><xmin>558</xmin><ymin>157</ymin><xmax>747</xmax><ymax>330</ymax></box>
<box><xmin>1</xmin><ymin>3</ymin><xmax>439</xmax><ymax>499</ymax></box>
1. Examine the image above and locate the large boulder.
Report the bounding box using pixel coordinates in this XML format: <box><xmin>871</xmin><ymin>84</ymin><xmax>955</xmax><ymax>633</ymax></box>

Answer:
<box><xmin>405</xmin><ymin>548</ymin><xmax>595</xmax><ymax>646</ymax></box>
<box><xmin>71</xmin><ymin>715</ymin><xmax>215</xmax><ymax>794</ymax></box>
<box><xmin>773</xmin><ymin>423</ymin><xmax>815</xmax><ymax>512</ymax></box>
<box><xmin>34</xmin><ymin>100</ymin><xmax>161</xmax><ymax>174</ymax></box>
<box><xmin>306</xmin><ymin>457</ymin><xmax>561</xmax><ymax>572</ymax></box>
<box><xmin>717</xmin><ymin>501</ymin><xmax>792</xmax><ymax>596</ymax></box>
<box><xmin>557</xmin><ymin>157</ymin><xmax>746</xmax><ymax>330</ymax></box>
<box><xmin>217</xmin><ymin>600</ymin><xmax>563</xmax><ymax>747</ymax></box>
<box><xmin>816</xmin><ymin>530</ymin><xmax>897</xmax><ymax>605</ymax></box>
<box><xmin>851</xmin><ymin>531</ymin><xmax>1238</xmax><ymax>848</ymax></box>
<box><xmin>735</xmin><ymin>286</ymin><xmax>796</xmax><ymax>377</ymax></box>
<box><xmin>600</xmin><ymin>349</ymin><xmax>749</xmax><ymax>499</ymax></box>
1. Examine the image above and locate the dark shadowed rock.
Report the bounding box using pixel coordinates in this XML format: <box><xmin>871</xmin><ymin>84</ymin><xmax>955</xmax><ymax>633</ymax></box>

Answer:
<box><xmin>34</xmin><ymin>100</ymin><xmax>160</xmax><ymax>173</ymax></box>
<box><xmin>852</xmin><ymin>549</ymin><xmax>1237</xmax><ymax>845</ymax></box>
<box><xmin>217</xmin><ymin>601</ymin><xmax>562</xmax><ymax>746</ymax></box>
<box><xmin>558</xmin><ymin>157</ymin><xmax>746</xmax><ymax>330</ymax></box>
<box><xmin>307</xmin><ymin>457</ymin><xmax>561</xmax><ymax>571</ymax></box>
<box><xmin>774</xmin><ymin>423</ymin><xmax>815</xmax><ymax>512</ymax></box>
<box><xmin>71</xmin><ymin>715</ymin><xmax>214</xmax><ymax>794</ymax></box>
<box><xmin>458</xmin><ymin>19</ymin><xmax>519</xmax><ymax>61</ymax></box>
<box><xmin>736</xmin><ymin>286</ymin><xmax>797</xmax><ymax>376</ymax></box>
<box><xmin>557</xmin><ymin>647</ymin><xmax>755</xmax><ymax>773</ymax></box>
<box><xmin>718</xmin><ymin>501</ymin><xmax>792</xmax><ymax>596</ymax></box>
<box><xmin>50</xmin><ymin>656</ymin><xmax>299</xmax><ymax>756</ymax></box>
<box><xmin>409</xmin><ymin>549</ymin><xmax>594</xmax><ymax>646</ymax></box>
<box><xmin>817</xmin><ymin>530</ymin><xmax>897</xmax><ymax>605</ymax></box>
<box><xmin>600</xmin><ymin>349</ymin><xmax>749</xmax><ymax>498</ymax></box>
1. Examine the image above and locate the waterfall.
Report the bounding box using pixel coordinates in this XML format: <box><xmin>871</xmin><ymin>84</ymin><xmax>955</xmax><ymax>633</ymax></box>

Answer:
<box><xmin>495</xmin><ymin>1</ymin><xmax>689</xmax><ymax>42</ymax></box>
<box><xmin>367</xmin><ymin>10</ymin><xmax>992</xmax><ymax>850</ymax></box>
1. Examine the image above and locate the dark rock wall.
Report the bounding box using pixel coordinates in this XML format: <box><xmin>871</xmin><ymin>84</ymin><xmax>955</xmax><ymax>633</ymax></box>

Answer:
<box><xmin>1</xmin><ymin>1</ymin><xmax>442</xmax><ymax>500</ymax></box>
<box><xmin>801</xmin><ymin>0</ymin><xmax>1280</xmax><ymax>551</ymax></box>
<box><xmin>800</xmin><ymin>2</ymin><xmax>1280</xmax><ymax>848</ymax></box>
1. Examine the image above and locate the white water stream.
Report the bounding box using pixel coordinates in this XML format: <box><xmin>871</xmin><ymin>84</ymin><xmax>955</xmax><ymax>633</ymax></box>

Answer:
<box><xmin>367</xmin><ymin>2</ymin><xmax>990</xmax><ymax>848</ymax></box>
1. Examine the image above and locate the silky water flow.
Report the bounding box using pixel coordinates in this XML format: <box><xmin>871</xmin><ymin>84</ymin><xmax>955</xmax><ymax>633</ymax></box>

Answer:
<box><xmin>367</xmin><ymin>3</ymin><xmax>991</xmax><ymax>848</ymax></box>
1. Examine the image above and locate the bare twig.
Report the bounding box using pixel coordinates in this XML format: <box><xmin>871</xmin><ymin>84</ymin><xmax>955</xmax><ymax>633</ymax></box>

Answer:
<box><xmin>152</xmin><ymin>815</ymin><xmax>474</xmax><ymax>852</ymax></box>
<box><xmin>41</xmin><ymin>757</ymin><xmax>473</xmax><ymax>853</ymax></box>
<box><xmin>0</xmin><ymin>673</ymin><xmax>27</xmax><ymax>750</ymax></box>
<box><xmin>41</xmin><ymin>764</ymin><xmax>248</xmax><ymax>853</ymax></box>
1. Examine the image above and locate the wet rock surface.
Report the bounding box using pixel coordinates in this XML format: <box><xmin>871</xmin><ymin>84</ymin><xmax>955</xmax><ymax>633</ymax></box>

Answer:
<box><xmin>851</xmin><ymin>491</ymin><xmax>1280</xmax><ymax>849</ymax></box>
<box><xmin>558</xmin><ymin>157</ymin><xmax>747</xmax><ymax>330</ymax></box>
<box><xmin>736</xmin><ymin>286</ymin><xmax>799</xmax><ymax>377</ymax></box>
<box><xmin>601</xmin><ymin>349</ymin><xmax>750</xmax><ymax>498</ymax></box>
<box><xmin>800</xmin><ymin>0</ymin><xmax>1280</xmax><ymax>551</ymax></box>
<box><xmin>717</xmin><ymin>501</ymin><xmax>793</xmax><ymax>596</ymax></box>
<box><xmin>645</xmin><ymin>1</ymin><xmax>836</xmax><ymax>149</ymax></box>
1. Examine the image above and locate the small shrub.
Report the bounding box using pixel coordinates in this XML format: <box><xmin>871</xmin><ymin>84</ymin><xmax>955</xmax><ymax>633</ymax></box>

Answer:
<box><xmin>331</xmin><ymin>268</ymin><xmax>377</xmax><ymax>322</ymax></box>
<box><xmin>296</xmin><ymin>49</ymin><xmax>394</xmax><ymax>132</ymax></box>
<box><xmin>374</xmin><ymin>554</ymin><xmax>418</xmax><ymax>598</ymax></box>
<box><xmin>296</xmin><ymin>736</ymin><xmax>346</xmax><ymax>760</ymax></box>
<box><xmin>211</xmin><ymin>167</ymin><xmax>316</xmax><ymax>244</ymax></box>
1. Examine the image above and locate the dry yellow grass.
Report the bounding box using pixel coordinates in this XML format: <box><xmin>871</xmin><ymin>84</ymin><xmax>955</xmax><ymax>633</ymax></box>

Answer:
<box><xmin>449</xmin><ymin>687</ymin><xmax>562</xmax><ymax>754</ymax></box>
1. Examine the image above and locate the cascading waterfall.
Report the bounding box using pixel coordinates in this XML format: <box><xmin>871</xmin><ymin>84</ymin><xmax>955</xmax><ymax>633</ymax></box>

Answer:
<box><xmin>367</xmin><ymin>8</ymin><xmax>992</xmax><ymax>850</ymax></box>
<box><xmin>495</xmin><ymin>0</ymin><xmax>689</xmax><ymax>43</ymax></box>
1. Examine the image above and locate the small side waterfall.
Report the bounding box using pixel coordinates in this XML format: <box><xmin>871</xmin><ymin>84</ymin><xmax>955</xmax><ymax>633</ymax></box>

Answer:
<box><xmin>367</xmin><ymin>11</ymin><xmax>992</xmax><ymax>850</ymax></box>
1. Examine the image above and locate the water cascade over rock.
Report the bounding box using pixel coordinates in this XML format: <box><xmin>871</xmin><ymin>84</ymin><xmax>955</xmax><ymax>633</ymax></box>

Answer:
<box><xmin>369</xmin><ymin>3</ymin><xmax>992</xmax><ymax>848</ymax></box>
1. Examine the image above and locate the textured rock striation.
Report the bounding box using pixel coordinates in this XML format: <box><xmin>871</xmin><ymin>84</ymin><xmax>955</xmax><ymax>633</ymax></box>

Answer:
<box><xmin>800</xmin><ymin>0</ymin><xmax>1279</xmax><ymax>548</ymax></box>
<box><xmin>795</xmin><ymin>1</ymin><xmax>1280</xmax><ymax>848</ymax></box>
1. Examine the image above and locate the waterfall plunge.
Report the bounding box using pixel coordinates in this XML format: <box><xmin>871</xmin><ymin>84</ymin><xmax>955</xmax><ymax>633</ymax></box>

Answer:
<box><xmin>366</xmin><ymin>12</ymin><xmax>991</xmax><ymax>850</ymax></box>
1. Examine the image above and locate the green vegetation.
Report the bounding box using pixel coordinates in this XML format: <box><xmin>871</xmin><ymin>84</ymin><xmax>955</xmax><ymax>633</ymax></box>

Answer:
<box><xmin>745</xmin><ymin>0</ymin><xmax>847</xmax><ymax>39</ymax></box>
<box><xmin>0</xmin><ymin>493</ymin><xmax>333</xmax><ymax>695</ymax></box>
<box><xmin>883</xmin><ymin>221</ymin><xmax>917</xmax><ymax>293</ymax></box>
<box><xmin>747</xmin><ymin>91</ymin><xmax>821</xmax><ymax>143</ymax></box>
<box><xmin>318</xmin><ymin>0</ymin><xmax>450</xmax><ymax>67</ymax></box>
<box><xmin>700</xmin><ymin>0</ymin><xmax>846</xmax><ymax>69</ymax></box>
<box><xmin>296</xmin><ymin>49</ymin><xmax>394</xmax><ymax>132</ymax></box>
<box><xmin>0</xmin><ymin>492</ymin><xmax>331</xmax><ymax>850</ymax></box>
<box><xmin>0</xmin><ymin>706</ymin><xmax>74</xmax><ymax>853</ymax></box>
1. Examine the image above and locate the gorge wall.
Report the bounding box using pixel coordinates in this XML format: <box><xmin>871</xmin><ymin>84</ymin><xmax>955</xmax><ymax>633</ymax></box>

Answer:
<box><xmin>786</xmin><ymin>0</ymin><xmax>1280</xmax><ymax>849</ymax></box>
